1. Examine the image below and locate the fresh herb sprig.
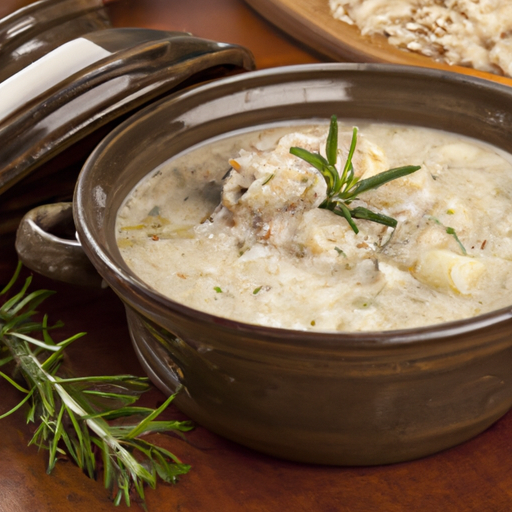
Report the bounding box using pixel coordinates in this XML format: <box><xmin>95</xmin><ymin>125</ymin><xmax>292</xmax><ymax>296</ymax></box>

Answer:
<box><xmin>0</xmin><ymin>262</ymin><xmax>192</xmax><ymax>507</ymax></box>
<box><xmin>290</xmin><ymin>115</ymin><xmax>421</xmax><ymax>234</ymax></box>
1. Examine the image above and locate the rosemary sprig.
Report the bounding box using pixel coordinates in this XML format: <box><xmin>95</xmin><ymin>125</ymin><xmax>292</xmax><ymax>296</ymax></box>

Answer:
<box><xmin>0</xmin><ymin>262</ymin><xmax>192</xmax><ymax>507</ymax></box>
<box><xmin>290</xmin><ymin>115</ymin><xmax>421</xmax><ymax>234</ymax></box>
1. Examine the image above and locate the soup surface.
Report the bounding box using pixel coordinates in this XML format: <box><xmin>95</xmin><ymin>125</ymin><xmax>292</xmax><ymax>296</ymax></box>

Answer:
<box><xmin>116</xmin><ymin>122</ymin><xmax>512</xmax><ymax>331</ymax></box>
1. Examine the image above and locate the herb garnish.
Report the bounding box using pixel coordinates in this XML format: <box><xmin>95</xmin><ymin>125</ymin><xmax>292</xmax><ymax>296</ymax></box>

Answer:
<box><xmin>446</xmin><ymin>226</ymin><xmax>467</xmax><ymax>255</ymax></box>
<box><xmin>334</xmin><ymin>246</ymin><xmax>347</xmax><ymax>257</ymax></box>
<box><xmin>262</xmin><ymin>174</ymin><xmax>275</xmax><ymax>185</ymax></box>
<box><xmin>430</xmin><ymin>216</ymin><xmax>467</xmax><ymax>255</ymax></box>
<box><xmin>290</xmin><ymin>115</ymin><xmax>421</xmax><ymax>234</ymax></box>
<box><xmin>0</xmin><ymin>263</ymin><xmax>192</xmax><ymax>507</ymax></box>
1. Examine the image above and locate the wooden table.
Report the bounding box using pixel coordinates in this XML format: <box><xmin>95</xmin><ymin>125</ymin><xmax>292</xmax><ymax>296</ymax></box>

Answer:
<box><xmin>2</xmin><ymin>1</ymin><xmax>512</xmax><ymax>511</ymax></box>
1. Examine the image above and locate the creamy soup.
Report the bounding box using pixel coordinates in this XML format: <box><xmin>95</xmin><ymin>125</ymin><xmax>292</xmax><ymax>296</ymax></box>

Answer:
<box><xmin>116</xmin><ymin>122</ymin><xmax>512</xmax><ymax>332</ymax></box>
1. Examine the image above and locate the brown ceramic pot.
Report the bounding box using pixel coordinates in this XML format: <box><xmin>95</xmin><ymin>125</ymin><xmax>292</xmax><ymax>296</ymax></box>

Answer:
<box><xmin>16</xmin><ymin>64</ymin><xmax>512</xmax><ymax>465</ymax></box>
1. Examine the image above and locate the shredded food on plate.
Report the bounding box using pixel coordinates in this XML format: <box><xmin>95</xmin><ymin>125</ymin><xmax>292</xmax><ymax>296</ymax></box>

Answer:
<box><xmin>329</xmin><ymin>0</ymin><xmax>512</xmax><ymax>76</ymax></box>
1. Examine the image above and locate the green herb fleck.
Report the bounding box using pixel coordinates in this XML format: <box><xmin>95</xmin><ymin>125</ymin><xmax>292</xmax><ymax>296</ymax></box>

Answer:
<box><xmin>429</xmin><ymin>216</ymin><xmax>467</xmax><ymax>255</ymax></box>
<box><xmin>253</xmin><ymin>286</ymin><xmax>262</xmax><ymax>295</ymax></box>
<box><xmin>214</xmin><ymin>286</ymin><xmax>223</xmax><ymax>293</ymax></box>
<box><xmin>262</xmin><ymin>174</ymin><xmax>274</xmax><ymax>185</ymax></box>
<box><xmin>446</xmin><ymin>227</ymin><xmax>467</xmax><ymax>255</ymax></box>
<box><xmin>290</xmin><ymin>115</ymin><xmax>421</xmax><ymax>234</ymax></box>
<box><xmin>334</xmin><ymin>246</ymin><xmax>347</xmax><ymax>257</ymax></box>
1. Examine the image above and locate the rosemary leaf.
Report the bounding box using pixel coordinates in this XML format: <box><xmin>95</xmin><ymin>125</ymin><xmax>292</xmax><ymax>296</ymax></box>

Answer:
<box><xmin>289</xmin><ymin>146</ymin><xmax>338</xmax><ymax>192</ymax></box>
<box><xmin>345</xmin><ymin>165</ymin><xmax>421</xmax><ymax>199</ymax></box>
<box><xmin>0</xmin><ymin>261</ymin><xmax>22</xmax><ymax>295</ymax></box>
<box><xmin>124</xmin><ymin>392</ymin><xmax>178</xmax><ymax>440</ymax></box>
<box><xmin>0</xmin><ymin>387</ymin><xmax>34</xmax><ymax>419</ymax></box>
<box><xmin>350</xmin><ymin>206</ymin><xmax>398</xmax><ymax>229</ymax></box>
<box><xmin>0</xmin><ymin>369</ymin><xmax>30</xmax><ymax>393</ymax></box>
<box><xmin>339</xmin><ymin>127</ymin><xmax>358</xmax><ymax>190</ymax></box>
<box><xmin>333</xmin><ymin>202</ymin><xmax>360</xmax><ymax>234</ymax></box>
<box><xmin>326</xmin><ymin>114</ymin><xmax>338</xmax><ymax>166</ymax></box>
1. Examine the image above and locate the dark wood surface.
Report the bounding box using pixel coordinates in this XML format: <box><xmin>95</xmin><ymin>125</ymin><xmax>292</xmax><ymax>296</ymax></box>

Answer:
<box><xmin>1</xmin><ymin>1</ymin><xmax>512</xmax><ymax>511</ymax></box>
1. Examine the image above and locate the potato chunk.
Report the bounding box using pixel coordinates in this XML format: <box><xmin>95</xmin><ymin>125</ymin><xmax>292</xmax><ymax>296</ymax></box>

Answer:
<box><xmin>414</xmin><ymin>249</ymin><xmax>485</xmax><ymax>295</ymax></box>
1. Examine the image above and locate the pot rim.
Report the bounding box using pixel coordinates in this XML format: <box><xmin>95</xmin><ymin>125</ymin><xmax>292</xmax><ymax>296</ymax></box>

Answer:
<box><xmin>74</xmin><ymin>62</ymin><xmax>512</xmax><ymax>348</ymax></box>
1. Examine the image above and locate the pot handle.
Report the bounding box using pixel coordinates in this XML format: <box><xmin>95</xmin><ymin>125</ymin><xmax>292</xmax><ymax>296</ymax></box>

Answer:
<box><xmin>15</xmin><ymin>202</ymin><xmax>104</xmax><ymax>288</ymax></box>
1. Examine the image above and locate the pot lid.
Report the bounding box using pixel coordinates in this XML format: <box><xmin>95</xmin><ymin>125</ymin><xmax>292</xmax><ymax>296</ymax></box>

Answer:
<box><xmin>0</xmin><ymin>0</ymin><xmax>114</xmax><ymax>82</ymax></box>
<box><xmin>0</xmin><ymin>0</ymin><xmax>255</xmax><ymax>198</ymax></box>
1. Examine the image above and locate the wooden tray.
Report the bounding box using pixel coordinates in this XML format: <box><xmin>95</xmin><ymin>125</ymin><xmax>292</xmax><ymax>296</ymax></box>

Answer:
<box><xmin>245</xmin><ymin>0</ymin><xmax>512</xmax><ymax>87</ymax></box>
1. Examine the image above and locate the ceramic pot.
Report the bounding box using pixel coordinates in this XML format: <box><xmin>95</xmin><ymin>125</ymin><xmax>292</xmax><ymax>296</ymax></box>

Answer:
<box><xmin>16</xmin><ymin>64</ymin><xmax>512</xmax><ymax>465</ymax></box>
